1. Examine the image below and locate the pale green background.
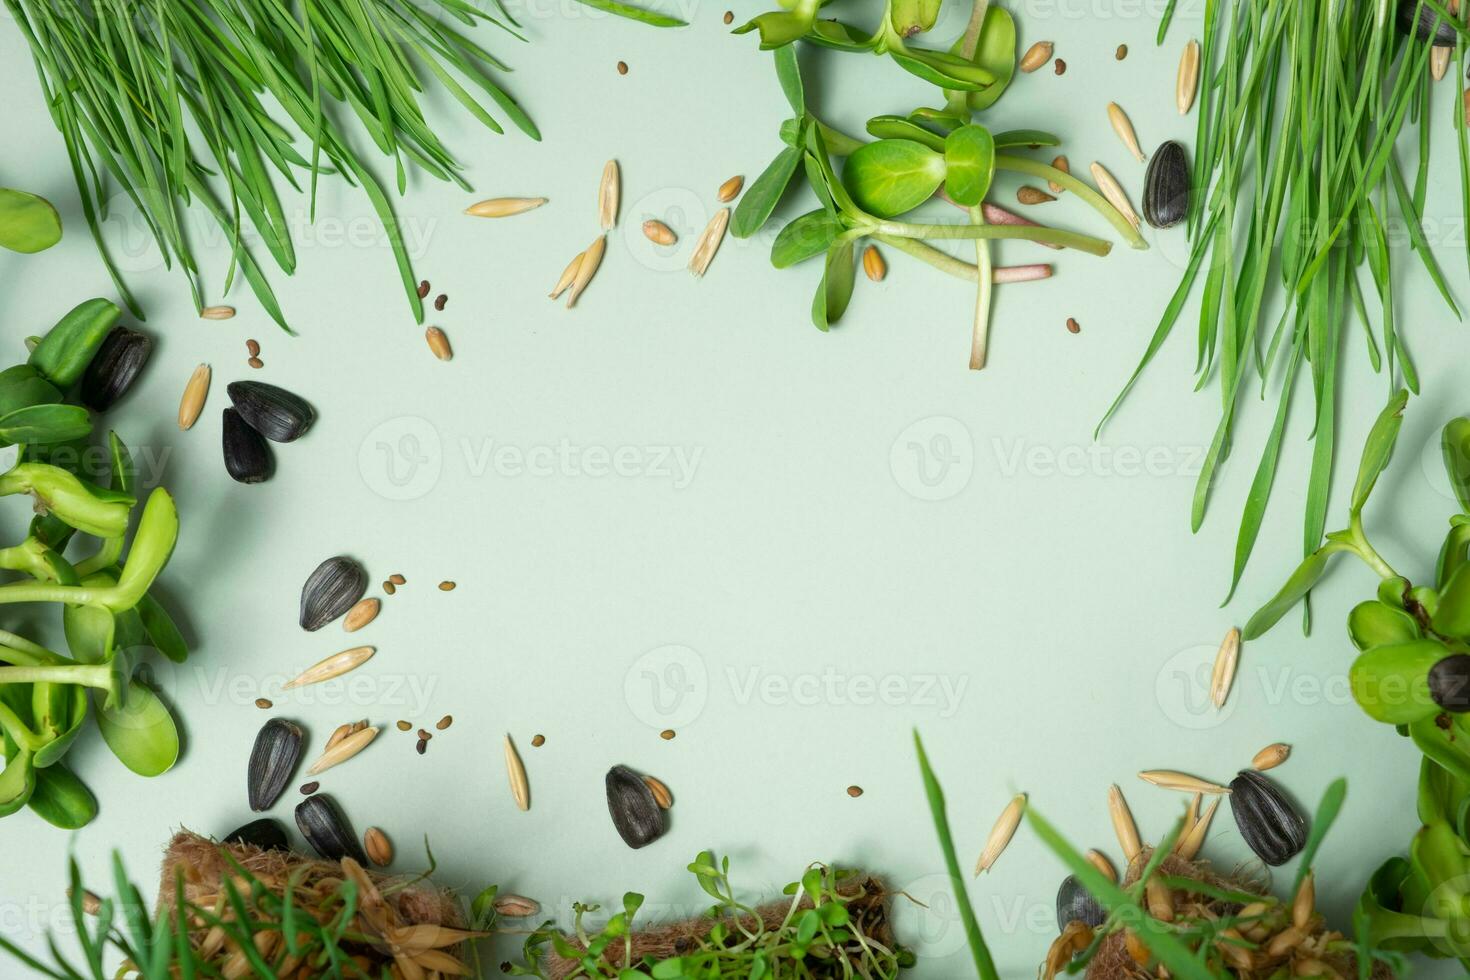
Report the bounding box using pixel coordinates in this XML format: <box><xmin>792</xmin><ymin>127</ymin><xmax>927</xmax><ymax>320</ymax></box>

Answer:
<box><xmin>1</xmin><ymin>0</ymin><xmax>1467</xmax><ymax>975</ymax></box>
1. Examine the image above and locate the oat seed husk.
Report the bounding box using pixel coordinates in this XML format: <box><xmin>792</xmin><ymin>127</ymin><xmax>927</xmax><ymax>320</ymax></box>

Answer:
<box><xmin>688</xmin><ymin>208</ymin><xmax>730</xmax><ymax>277</ymax></box>
<box><xmin>599</xmin><ymin>160</ymin><xmax>620</xmax><ymax>230</ymax></box>
<box><xmin>505</xmin><ymin>734</ymin><xmax>530</xmax><ymax>811</ymax></box>
<box><xmin>566</xmin><ymin>235</ymin><xmax>606</xmax><ymax>307</ymax></box>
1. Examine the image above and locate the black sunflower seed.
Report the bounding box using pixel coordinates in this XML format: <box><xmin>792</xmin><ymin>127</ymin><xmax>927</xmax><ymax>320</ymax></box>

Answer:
<box><xmin>248</xmin><ymin>718</ymin><xmax>303</xmax><ymax>811</ymax></box>
<box><xmin>1143</xmin><ymin>141</ymin><xmax>1190</xmax><ymax>229</ymax></box>
<box><xmin>606</xmin><ymin>765</ymin><xmax>665</xmax><ymax>849</ymax></box>
<box><xmin>299</xmin><ymin>556</ymin><xmax>367</xmax><ymax>631</ymax></box>
<box><xmin>224</xmin><ymin>817</ymin><xmax>289</xmax><ymax>851</ymax></box>
<box><xmin>80</xmin><ymin>326</ymin><xmax>152</xmax><ymax>412</ymax></box>
<box><xmin>1399</xmin><ymin>0</ymin><xmax>1457</xmax><ymax>45</ymax></box>
<box><xmin>223</xmin><ymin>407</ymin><xmax>274</xmax><ymax>484</ymax></box>
<box><xmin>1055</xmin><ymin>875</ymin><xmax>1106</xmax><ymax>929</ymax></box>
<box><xmin>227</xmin><ymin>381</ymin><xmax>317</xmax><ymax>442</ymax></box>
<box><xmin>295</xmin><ymin>794</ymin><xmax>368</xmax><ymax>864</ymax></box>
<box><xmin>1229</xmin><ymin>770</ymin><xmax>1307</xmax><ymax>866</ymax></box>
<box><xmin>1430</xmin><ymin>654</ymin><xmax>1470</xmax><ymax>712</ymax></box>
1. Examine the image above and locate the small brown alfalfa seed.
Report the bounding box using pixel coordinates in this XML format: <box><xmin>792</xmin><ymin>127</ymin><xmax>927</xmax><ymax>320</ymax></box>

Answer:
<box><xmin>1017</xmin><ymin>185</ymin><xmax>1056</xmax><ymax>205</ymax></box>
<box><xmin>416</xmin><ymin>738</ymin><xmax>427</xmax><ymax>755</ymax></box>
<box><xmin>382</xmin><ymin>580</ymin><xmax>396</xmax><ymax>595</ymax></box>
<box><xmin>248</xmin><ymin>356</ymin><xmax>264</xmax><ymax>370</ymax></box>
<box><xmin>396</xmin><ymin>720</ymin><xmax>412</xmax><ymax>732</ymax></box>
<box><xmin>1053</xmin><ymin>58</ymin><xmax>1067</xmax><ymax>75</ymax></box>
<box><xmin>245</xmin><ymin>339</ymin><xmax>261</xmax><ymax>357</ymax></box>
<box><xmin>425</xmin><ymin>327</ymin><xmax>452</xmax><ymax>362</ymax></box>
<box><xmin>1115</xmin><ymin>43</ymin><xmax>1128</xmax><ymax>60</ymax></box>
<box><xmin>1019</xmin><ymin>40</ymin><xmax>1053</xmax><ymax>73</ymax></box>
<box><xmin>847</xmin><ymin>785</ymin><xmax>864</xmax><ymax>798</ymax></box>
<box><xmin>862</xmin><ymin>244</ymin><xmax>886</xmax><ymax>282</ymax></box>
<box><xmin>717</xmin><ymin>175</ymin><xmax>744</xmax><ymax>203</ymax></box>
<box><xmin>434</xmin><ymin>294</ymin><xmax>447</xmax><ymax>312</ymax></box>
<box><xmin>1252</xmin><ymin>742</ymin><xmax>1291</xmax><ymax>771</ymax></box>
<box><xmin>617</xmin><ymin>60</ymin><xmax>628</xmax><ymax>75</ymax></box>
<box><xmin>418</xmin><ymin>729</ymin><xmax>432</xmax><ymax>741</ymax></box>
<box><xmin>365</xmin><ymin>827</ymin><xmax>393</xmax><ymax>867</ymax></box>
<box><xmin>438</xmin><ymin>580</ymin><xmax>456</xmax><ymax>591</ymax></box>
<box><xmin>1048</xmin><ymin>155</ymin><xmax>1069</xmax><ymax>193</ymax></box>
<box><xmin>531</xmin><ymin>734</ymin><xmax>545</xmax><ymax>747</ymax></box>
<box><xmin>436</xmin><ymin>715</ymin><xmax>453</xmax><ymax>731</ymax></box>
<box><xmin>343</xmin><ymin>597</ymin><xmax>380</xmax><ymax>632</ymax></box>
<box><xmin>659</xmin><ymin>729</ymin><xmax>675</xmax><ymax>740</ymax></box>
<box><xmin>390</xmin><ymin>574</ymin><xmax>406</xmax><ymax>585</ymax></box>
<box><xmin>643</xmin><ymin>774</ymin><xmax>673</xmax><ymax>808</ymax></box>
<box><xmin>255</xmin><ymin>698</ymin><xmax>272</xmax><ymax>710</ymax></box>
<box><xmin>1066</xmin><ymin>317</ymin><xmax>1080</xmax><ymax>334</ymax></box>
<box><xmin>299</xmin><ymin>781</ymin><xmax>320</xmax><ymax>795</ymax></box>
<box><xmin>178</xmin><ymin>363</ymin><xmax>211</xmax><ymax>431</ymax></box>
<box><xmin>417</xmin><ymin>280</ymin><xmax>431</xmax><ymax>299</ymax></box>
<box><xmin>723</xmin><ymin>10</ymin><xmax>733</xmax><ymax>23</ymax></box>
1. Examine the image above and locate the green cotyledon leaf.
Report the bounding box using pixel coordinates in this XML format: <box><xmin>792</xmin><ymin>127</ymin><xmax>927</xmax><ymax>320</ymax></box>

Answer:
<box><xmin>1350</xmin><ymin>640</ymin><xmax>1445</xmax><ymax>725</ymax></box>
<box><xmin>0</xmin><ymin>188</ymin><xmax>62</xmax><ymax>254</ymax></box>
<box><xmin>1348</xmin><ymin>600</ymin><xmax>1420</xmax><ymax>651</ymax></box>
<box><xmin>840</xmin><ymin>139</ymin><xmax>945</xmax><ymax>218</ymax></box>
<box><xmin>1443</xmin><ymin>417</ymin><xmax>1470</xmax><ymax>514</ymax></box>
<box><xmin>943</xmin><ymin>125</ymin><xmax>996</xmax><ymax>207</ymax></box>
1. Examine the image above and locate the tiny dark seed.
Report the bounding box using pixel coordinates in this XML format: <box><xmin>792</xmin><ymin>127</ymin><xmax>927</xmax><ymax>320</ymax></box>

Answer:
<box><xmin>416</xmin><ymin>738</ymin><xmax>427</xmax><ymax>755</ymax></box>
<box><xmin>1115</xmin><ymin>44</ymin><xmax>1128</xmax><ymax>60</ymax></box>
<box><xmin>659</xmin><ymin>729</ymin><xmax>675</xmax><ymax>740</ymax></box>
<box><xmin>617</xmin><ymin>61</ymin><xmax>628</xmax><ymax>75</ymax></box>
<box><xmin>418</xmin><ymin>729</ymin><xmax>432</xmax><ymax>740</ymax></box>
<box><xmin>390</xmin><ymin>574</ymin><xmax>406</xmax><ymax>585</ymax></box>
<box><xmin>723</xmin><ymin>10</ymin><xmax>733</xmax><ymax>22</ymax></box>
<box><xmin>531</xmin><ymin>734</ymin><xmax>545</xmax><ymax>747</ymax></box>
<box><xmin>246</xmin><ymin>339</ymin><xmax>261</xmax><ymax>357</ymax></box>
<box><xmin>439</xmin><ymin>581</ymin><xmax>456</xmax><ymax>591</ymax></box>
<box><xmin>436</xmin><ymin>715</ymin><xmax>453</xmax><ymax>730</ymax></box>
<box><xmin>255</xmin><ymin>698</ymin><xmax>273</xmax><ymax>709</ymax></box>
<box><xmin>434</xmin><ymin>294</ymin><xmax>447</xmax><ymax>311</ymax></box>
<box><xmin>248</xmin><ymin>356</ymin><xmax>264</xmax><ymax>369</ymax></box>
<box><xmin>1053</xmin><ymin>58</ymin><xmax>1067</xmax><ymax>75</ymax></box>
<box><xmin>1066</xmin><ymin>317</ymin><xmax>1081</xmax><ymax>334</ymax></box>
<box><xmin>396</xmin><ymin>720</ymin><xmax>412</xmax><ymax>732</ymax></box>
<box><xmin>383</xmin><ymin>581</ymin><xmax>396</xmax><ymax>595</ymax></box>
<box><xmin>417</xmin><ymin>280</ymin><xmax>431</xmax><ymax>299</ymax></box>
<box><xmin>299</xmin><ymin>781</ymin><xmax>320</xmax><ymax>795</ymax></box>
<box><xmin>847</xmin><ymin>785</ymin><xmax>863</xmax><ymax>798</ymax></box>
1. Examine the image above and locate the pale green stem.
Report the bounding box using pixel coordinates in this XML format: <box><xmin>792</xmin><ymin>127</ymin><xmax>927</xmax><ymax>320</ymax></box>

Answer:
<box><xmin>816</xmin><ymin>122</ymin><xmax>865</xmax><ymax>158</ymax></box>
<box><xmin>0</xmin><ymin>664</ymin><xmax>111</xmax><ymax>690</ymax></box>
<box><xmin>876</xmin><ymin>235</ymin><xmax>981</xmax><ymax>280</ymax></box>
<box><xmin>74</xmin><ymin>537</ymin><xmax>123</xmax><ymax>578</ymax></box>
<box><xmin>871</xmin><ymin>220</ymin><xmax>1112</xmax><ymax>255</ymax></box>
<box><xmin>0</xmin><ymin>701</ymin><xmax>44</xmax><ymax>753</ymax></box>
<box><xmin>1349</xmin><ymin>515</ymin><xmax>1398</xmax><ymax>580</ymax></box>
<box><xmin>969</xmin><ymin>204</ymin><xmax>993</xmax><ymax>370</ymax></box>
<box><xmin>0</xmin><ymin>644</ymin><xmax>62</xmax><ymax>667</ymax></box>
<box><xmin>0</xmin><ymin>581</ymin><xmax>109</xmax><ymax>605</ymax></box>
<box><xmin>995</xmin><ymin>155</ymin><xmax>1149</xmax><ymax>249</ymax></box>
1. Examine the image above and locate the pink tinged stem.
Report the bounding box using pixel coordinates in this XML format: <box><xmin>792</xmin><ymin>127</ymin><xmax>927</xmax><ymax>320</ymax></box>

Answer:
<box><xmin>992</xmin><ymin>264</ymin><xmax>1053</xmax><ymax>283</ymax></box>
<box><xmin>935</xmin><ymin>190</ymin><xmax>1063</xmax><ymax>250</ymax></box>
